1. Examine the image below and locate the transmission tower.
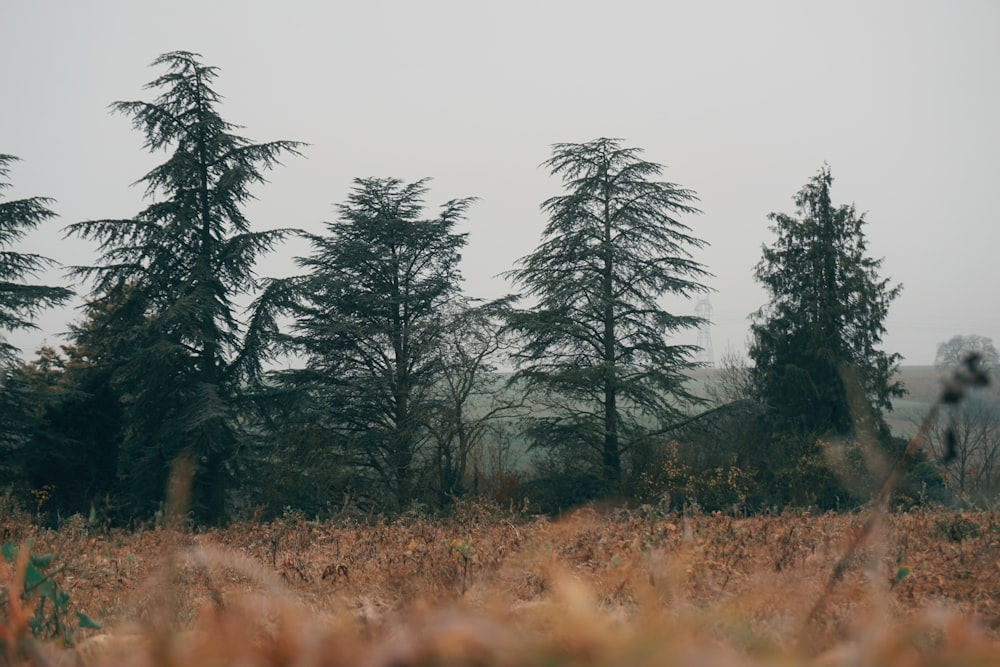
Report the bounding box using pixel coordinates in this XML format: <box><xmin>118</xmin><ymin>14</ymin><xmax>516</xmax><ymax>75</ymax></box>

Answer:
<box><xmin>694</xmin><ymin>295</ymin><xmax>714</xmax><ymax>367</ymax></box>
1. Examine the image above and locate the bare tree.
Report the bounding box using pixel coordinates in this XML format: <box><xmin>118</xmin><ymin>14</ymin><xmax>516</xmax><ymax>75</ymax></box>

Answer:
<box><xmin>705</xmin><ymin>343</ymin><xmax>755</xmax><ymax>406</ymax></box>
<box><xmin>928</xmin><ymin>383</ymin><xmax>1000</xmax><ymax>507</ymax></box>
<box><xmin>427</xmin><ymin>299</ymin><xmax>528</xmax><ymax>502</ymax></box>
<box><xmin>935</xmin><ymin>335</ymin><xmax>999</xmax><ymax>372</ymax></box>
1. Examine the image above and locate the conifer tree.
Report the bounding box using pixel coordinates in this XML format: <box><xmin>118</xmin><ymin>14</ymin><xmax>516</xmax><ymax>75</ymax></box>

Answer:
<box><xmin>0</xmin><ymin>155</ymin><xmax>73</xmax><ymax>493</ymax></box>
<box><xmin>750</xmin><ymin>165</ymin><xmax>902</xmax><ymax>440</ymax></box>
<box><xmin>273</xmin><ymin>178</ymin><xmax>470</xmax><ymax>508</ymax></box>
<box><xmin>506</xmin><ymin>138</ymin><xmax>710</xmax><ymax>491</ymax></box>
<box><xmin>66</xmin><ymin>52</ymin><xmax>303</xmax><ymax>522</ymax></box>
<box><xmin>0</xmin><ymin>155</ymin><xmax>72</xmax><ymax>364</ymax></box>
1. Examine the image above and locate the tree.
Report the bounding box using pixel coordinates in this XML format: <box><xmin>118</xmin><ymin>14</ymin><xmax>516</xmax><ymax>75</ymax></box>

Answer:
<box><xmin>928</xmin><ymin>335</ymin><xmax>1000</xmax><ymax>506</ymax></box>
<box><xmin>0</xmin><ymin>154</ymin><xmax>73</xmax><ymax>499</ymax></box>
<box><xmin>506</xmin><ymin>138</ymin><xmax>710</xmax><ymax>493</ymax></box>
<box><xmin>9</xmin><ymin>294</ymin><xmax>147</xmax><ymax>519</ymax></box>
<box><xmin>274</xmin><ymin>178</ymin><xmax>471</xmax><ymax>509</ymax></box>
<box><xmin>0</xmin><ymin>155</ymin><xmax>73</xmax><ymax>365</ymax></box>
<box><xmin>935</xmin><ymin>335</ymin><xmax>999</xmax><ymax>372</ymax></box>
<box><xmin>705</xmin><ymin>343</ymin><xmax>756</xmax><ymax>407</ymax></box>
<box><xmin>749</xmin><ymin>165</ymin><xmax>902</xmax><ymax>506</ymax></box>
<box><xmin>928</xmin><ymin>384</ymin><xmax>1000</xmax><ymax>507</ymax></box>
<box><xmin>65</xmin><ymin>52</ymin><xmax>304</xmax><ymax>522</ymax></box>
<box><xmin>426</xmin><ymin>298</ymin><xmax>526</xmax><ymax>503</ymax></box>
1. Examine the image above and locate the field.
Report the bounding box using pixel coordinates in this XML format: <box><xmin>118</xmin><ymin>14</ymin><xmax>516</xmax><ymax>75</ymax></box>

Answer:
<box><xmin>473</xmin><ymin>365</ymin><xmax>950</xmax><ymax>476</ymax></box>
<box><xmin>690</xmin><ymin>366</ymin><xmax>946</xmax><ymax>438</ymax></box>
<box><xmin>3</xmin><ymin>502</ymin><xmax>999</xmax><ymax>666</ymax></box>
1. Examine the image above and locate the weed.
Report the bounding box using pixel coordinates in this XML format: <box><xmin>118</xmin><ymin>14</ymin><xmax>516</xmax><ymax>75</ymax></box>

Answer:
<box><xmin>935</xmin><ymin>512</ymin><xmax>983</xmax><ymax>542</ymax></box>
<box><xmin>0</xmin><ymin>539</ymin><xmax>100</xmax><ymax>657</ymax></box>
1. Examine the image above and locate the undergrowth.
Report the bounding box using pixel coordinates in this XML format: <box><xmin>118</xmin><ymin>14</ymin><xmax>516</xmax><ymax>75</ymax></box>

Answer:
<box><xmin>0</xmin><ymin>500</ymin><xmax>997</xmax><ymax>666</ymax></box>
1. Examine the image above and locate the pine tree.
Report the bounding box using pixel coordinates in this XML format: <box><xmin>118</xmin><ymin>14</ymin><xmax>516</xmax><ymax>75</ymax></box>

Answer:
<box><xmin>750</xmin><ymin>165</ymin><xmax>902</xmax><ymax>441</ymax></box>
<box><xmin>0</xmin><ymin>155</ymin><xmax>73</xmax><ymax>496</ymax></box>
<box><xmin>65</xmin><ymin>52</ymin><xmax>304</xmax><ymax>522</ymax></box>
<box><xmin>506</xmin><ymin>138</ymin><xmax>710</xmax><ymax>491</ymax></box>
<box><xmin>274</xmin><ymin>178</ymin><xmax>471</xmax><ymax>508</ymax></box>
<box><xmin>0</xmin><ymin>155</ymin><xmax>73</xmax><ymax>364</ymax></box>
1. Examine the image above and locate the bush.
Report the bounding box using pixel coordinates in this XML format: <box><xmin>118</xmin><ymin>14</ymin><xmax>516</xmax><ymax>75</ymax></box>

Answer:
<box><xmin>0</xmin><ymin>539</ymin><xmax>100</xmax><ymax>651</ymax></box>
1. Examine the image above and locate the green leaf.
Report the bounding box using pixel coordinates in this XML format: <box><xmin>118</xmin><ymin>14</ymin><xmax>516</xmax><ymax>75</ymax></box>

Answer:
<box><xmin>31</xmin><ymin>552</ymin><xmax>54</xmax><ymax>569</ymax></box>
<box><xmin>894</xmin><ymin>566</ymin><xmax>911</xmax><ymax>583</ymax></box>
<box><xmin>24</xmin><ymin>563</ymin><xmax>46</xmax><ymax>589</ymax></box>
<box><xmin>76</xmin><ymin>612</ymin><xmax>102</xmax><ymax>630</ymax></box>
<box><xmin>1</xmin><ymin>541</ymin><xmax>16</xmax><ymax>563</ymax></box>
<box><xmin>36</xmin><ymin>580</ymin><xmax>57</xmax><ymax>602</ymax></box>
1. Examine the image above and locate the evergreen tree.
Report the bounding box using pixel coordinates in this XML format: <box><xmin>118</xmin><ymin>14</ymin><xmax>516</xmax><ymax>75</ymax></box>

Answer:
<box><xmin>749</xmin><ymin>166</ymin><xmax>904</xmax><ymax>507</ymax></box>
<box><xmin>65</xmin><ymin>52</ymin><xmax>303</xmax><ymax>522</ymax></box>
<box><xmin>273</xmin><ymin>178</ymin><xmax>471</xmax><ymax>508</ymax></box>
<box><xmin>11</xmin><ymin>296</ymin><xmax>143</xmax><ymax>519</ymax></box>
<box><xmin>506</xmin><ymin>138</ymin><xmax>710</xmax><ymax>492</ymax></box>
<box><xmin>0</xmin><ymin>155</ymin><xmax>73</xmax><ymax>364</ymax></box>
<box><xmin>0</xmin><ymin>154</ymin><xmax>73</xmax><ymax>497</ymax></box>
<box><xmin>750</xmin><ymin>165</ymin><xmax>902</xmax><ymax>438</ymax></box>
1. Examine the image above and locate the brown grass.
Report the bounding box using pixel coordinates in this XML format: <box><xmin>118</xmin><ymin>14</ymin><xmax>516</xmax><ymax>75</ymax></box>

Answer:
<box><xmin>2</xmin><ymin>501</ymin><xmax>999</xmax><ymax>666</ymax></box>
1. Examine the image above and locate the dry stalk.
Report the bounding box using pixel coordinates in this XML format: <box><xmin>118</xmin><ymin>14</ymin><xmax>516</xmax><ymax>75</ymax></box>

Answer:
<box><xmin>804</xmin><ymin>353</ymin><xmax>991</xmax><ymax>633</ymax></box>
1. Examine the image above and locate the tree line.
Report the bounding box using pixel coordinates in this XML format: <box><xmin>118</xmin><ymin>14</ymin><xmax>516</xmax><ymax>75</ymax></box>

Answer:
<box><xmin>2</xmin><ymin>52</ymin><xmax>993</xmax><ymax>525</ymax></box>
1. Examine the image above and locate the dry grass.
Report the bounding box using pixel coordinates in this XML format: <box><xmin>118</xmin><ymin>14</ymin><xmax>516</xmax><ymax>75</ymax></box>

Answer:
<box><xmin>2</xmin><ymin>501</ymin><xmax>999</xmax><ymax>666</ymax></box>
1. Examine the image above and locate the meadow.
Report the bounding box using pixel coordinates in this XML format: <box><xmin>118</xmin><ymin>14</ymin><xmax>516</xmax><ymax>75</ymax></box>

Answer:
<box><xmin>2</xmin><ymin>499</ymin><xmax>999</xmax><ymax>666</ymax></box>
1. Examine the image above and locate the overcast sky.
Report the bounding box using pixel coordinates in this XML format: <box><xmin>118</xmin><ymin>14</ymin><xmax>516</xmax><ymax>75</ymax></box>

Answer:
<box><xmin>2</xmin><ymin>0</ymin><xmax>998</xmax><ymax>366</ymax></box>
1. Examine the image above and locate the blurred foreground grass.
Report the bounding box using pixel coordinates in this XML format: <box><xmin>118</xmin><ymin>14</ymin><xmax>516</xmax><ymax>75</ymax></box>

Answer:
<box><xmin>2</xmin><ymin>502</ymin><xmax>999</xmax><ymax>666</ymax></box>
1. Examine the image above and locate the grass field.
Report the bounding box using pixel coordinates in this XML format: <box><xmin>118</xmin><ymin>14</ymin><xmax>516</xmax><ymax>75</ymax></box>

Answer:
<box><xmin>2</xmin><ymin>501</ymin><xmax>999</xmax><ymax>666</ymax></box>
<box><xmin>691</xmin><ymin>365</ymin><xmax>950</xmax><ymax>438</ymax></box>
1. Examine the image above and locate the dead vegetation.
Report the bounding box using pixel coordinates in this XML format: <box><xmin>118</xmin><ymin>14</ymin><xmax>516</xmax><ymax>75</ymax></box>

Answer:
<box><xmin>2</xmin><ymin>499</ymin><xmax>999</xmax><ymax>666</ymax></box>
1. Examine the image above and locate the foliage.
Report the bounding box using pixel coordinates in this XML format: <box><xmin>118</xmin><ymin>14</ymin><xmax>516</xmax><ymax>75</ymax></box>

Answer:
<box><xmin>637</xmin><ymin>401</ymin><xmax>770</xmax><ymax>510</ymax></box>
<box><xmin>750</xmin><ymin>165</ymin><xmax>902</xmax><ymax>437</ymax></box>
<box><xmin>0</xmin><ymin>539</ymin><xmax>100</xmax><ymax>652</ymax></box>
<box><xmin>237</xmin><ymin>405</ymin><xmax>357</xmax><ymax>520</ymax></box>
<box><xmin>749</xmin><ymin>165</ymin><xmax>903</xmax><ymax>506</ymax></box>
<box><xmin>270</xmin><ymin>178</ymin><xmax>471</xmax><ymax>509</ymax></box>
<box><xmin>506</xmin><ymin>138</ymin><xmax>710</xmax><ymax>492</ymax></box>
<box><xmin>0</xmin><ymin>155</ymin><xmax>73</xmax><ymax>366</ymax></box>
<box><xmin>0</xmin><ymin>155</ymin><xmax>74</xmax><ymax>501</ymax></box>
<box><xmin>64</xmin><ymin>52</ymin><xmax>303</xmax><ymax>523</ymax></box>
<box><xmin>7</xmin><ymin>342</ymin><xmax>122</xmax><ymax>520</ymax></box>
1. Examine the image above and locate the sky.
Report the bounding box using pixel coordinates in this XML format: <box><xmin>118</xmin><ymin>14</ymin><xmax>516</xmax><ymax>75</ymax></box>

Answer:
<box><xmin>1</xmin><ymin>0</ymin><xmax>998</xmax><ymax>367</ymax></box>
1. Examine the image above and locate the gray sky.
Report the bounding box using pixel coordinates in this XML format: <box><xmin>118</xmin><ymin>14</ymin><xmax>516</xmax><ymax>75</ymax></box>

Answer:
<box><xmin>2</xmin><ymin>0</ymin><xmax>998</xmax><ymax>366</ymax></box>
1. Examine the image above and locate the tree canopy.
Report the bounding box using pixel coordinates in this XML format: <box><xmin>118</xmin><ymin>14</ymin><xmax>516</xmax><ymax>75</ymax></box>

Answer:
<box><xmin>0</xmin><ymin>154</ymin><xmax>73</xmax><ymax>497</ymax></box>
<box><xmin>0</xmin><ymin>155</ymin><xmax>73</xmax><ymax>364</ymax></box>
<box><xmin>65</xmin><ymin>51</ymin><xmax>304</xmax><ymax>522</ymax></box>
<box><xmin>750</xmin><ymin>165</ymin><xmax>902</xmax><ymax>439</ymax></box>
<box><xmin>936</xmin><ymin>335</ymin><xmax>999</xmax><ymax>372</ymax></box>
<box><xmin>272</xmin><ymin>177</ymin><xmax>471</xmax><ymax>508</ymax></box>
<box><xmin>506</xmin><ymin>138</ymin><xmax>710</xmax><ymax>491</ymax></box>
